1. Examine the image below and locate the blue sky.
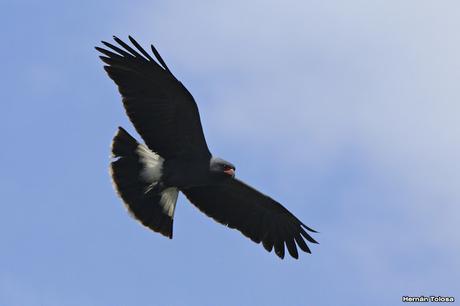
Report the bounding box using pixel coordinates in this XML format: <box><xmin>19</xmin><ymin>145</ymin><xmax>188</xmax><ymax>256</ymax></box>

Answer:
<box><xmin>1</xmin><ymin>0</ymin><xmax>459</xmax><ymax>305</ymax></box>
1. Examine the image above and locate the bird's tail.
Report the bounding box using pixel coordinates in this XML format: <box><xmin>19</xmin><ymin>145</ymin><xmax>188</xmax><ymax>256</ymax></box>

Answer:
<box><xmin>110</xmin><ymin>127</ymin><xmax>178</xmax><ymax>238</ymax></box>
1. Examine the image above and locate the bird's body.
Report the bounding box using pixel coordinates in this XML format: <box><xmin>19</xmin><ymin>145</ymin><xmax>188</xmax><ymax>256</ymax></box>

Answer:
<box><xmin>97</xmin><ymin>36</ymin><xmax>318</xmax><ymax>259</ymax></box>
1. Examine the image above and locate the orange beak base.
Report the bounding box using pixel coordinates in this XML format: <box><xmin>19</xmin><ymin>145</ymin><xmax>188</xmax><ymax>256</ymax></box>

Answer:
<box><xmin>224</xmin><ymin>168</ymin><xmax>235</xmax><ymax>177</ymax></box>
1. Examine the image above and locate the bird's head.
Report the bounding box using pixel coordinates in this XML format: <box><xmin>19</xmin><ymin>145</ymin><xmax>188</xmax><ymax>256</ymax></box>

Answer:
<box><xmin>210</xmin><ymin>157</ymin><xmax>236</xmax><ymax>178</ymax></box>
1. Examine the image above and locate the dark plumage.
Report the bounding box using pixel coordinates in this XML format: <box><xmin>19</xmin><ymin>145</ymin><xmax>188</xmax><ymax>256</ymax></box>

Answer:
<box><xmin>97</xmin><ymin>36</ymin><xmax>318</xmax><ymax>259</ymax></box>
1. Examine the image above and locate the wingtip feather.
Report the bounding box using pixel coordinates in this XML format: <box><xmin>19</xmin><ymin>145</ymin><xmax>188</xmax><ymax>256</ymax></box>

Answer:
<box><xmin>300</xmin><ymin>227</ymin><xmax>319</xmax><ymax>244</ymax></box>
<box><xmin>301</xmin><ymin>222</ymin><xmax>318</xmax><ymax>233</ymax></box>
<box><xmin>295</xmin><ymin>234</ymin><xmax>311</xmax><ymax>254</ymax></box>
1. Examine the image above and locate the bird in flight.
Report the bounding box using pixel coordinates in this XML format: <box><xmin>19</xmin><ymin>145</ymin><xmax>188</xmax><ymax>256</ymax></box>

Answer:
<box><xmin>96</xmin><ymin>36</ymin><xmax>318</xmax><ymax>259</ymax></box>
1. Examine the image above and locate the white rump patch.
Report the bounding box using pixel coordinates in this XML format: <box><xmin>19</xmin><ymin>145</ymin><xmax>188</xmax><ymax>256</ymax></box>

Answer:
<box><xmin>136</xmin><ymin>144</ymin><xmax>164</xmax><ymax>183</ymax></box>
<box><xmin>160</xmin><ymin>187</ymin><xmax>179</xmax><ymax>217</ymax></box>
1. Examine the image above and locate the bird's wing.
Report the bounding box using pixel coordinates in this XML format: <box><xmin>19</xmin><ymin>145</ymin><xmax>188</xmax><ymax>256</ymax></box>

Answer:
<box><xmin>182</xmin><ymin>179</ymin><xmax>318</xmax><ymax>259</ymax></box>
<box><xmin>96</xmin><ymin>36</ymin><xmax>211</xmax><ymax>160</ymax></box>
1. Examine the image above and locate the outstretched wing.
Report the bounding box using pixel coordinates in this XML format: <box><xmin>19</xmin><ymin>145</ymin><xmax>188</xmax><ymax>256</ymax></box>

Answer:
<box><xmin>182</xmin><ymin>179</ymin><xmax>318</xmax><ymax>259</ymax></box>
<box><xmin>96</xmin><ymin>36</ymin><xmax>211</xmax><ymax>160</ymax></box>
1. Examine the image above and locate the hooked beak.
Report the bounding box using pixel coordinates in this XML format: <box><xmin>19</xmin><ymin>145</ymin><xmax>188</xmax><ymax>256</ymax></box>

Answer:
<box><xmin>224</xmin><ymin>168</ymin><xmax>235</xmax><ymax>177</ymax></box>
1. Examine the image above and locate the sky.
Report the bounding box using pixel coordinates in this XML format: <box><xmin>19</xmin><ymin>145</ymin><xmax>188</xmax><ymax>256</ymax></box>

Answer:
<box><xmin>1</xmin><ymin>0</ymin><xmax>459</xmax><ymax>305</ymax></box>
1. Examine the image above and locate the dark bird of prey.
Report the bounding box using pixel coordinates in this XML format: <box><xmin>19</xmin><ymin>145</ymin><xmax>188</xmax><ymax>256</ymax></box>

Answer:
<box><xmin>96</xmin><ymin>36</ymin><xmax>318</xmax><ymax>259</ymax></box>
